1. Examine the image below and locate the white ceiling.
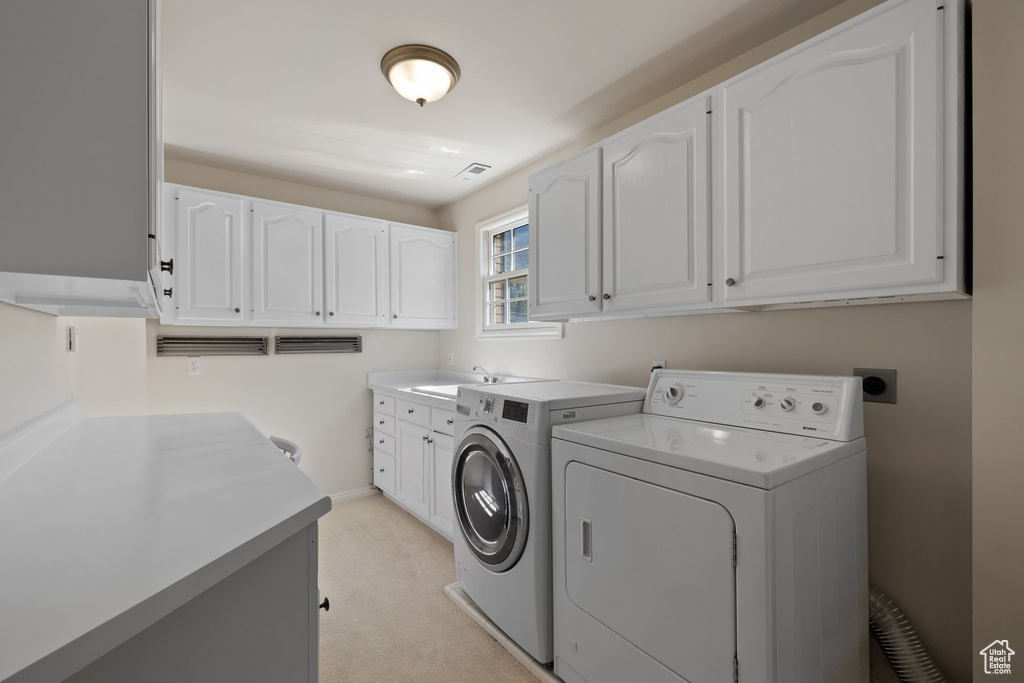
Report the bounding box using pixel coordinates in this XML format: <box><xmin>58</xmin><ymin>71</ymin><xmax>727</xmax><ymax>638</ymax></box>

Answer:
<box><xmin>162</xmin><ymin>0</ymin><xmax>847</xmax><ymax>208</ymax></box>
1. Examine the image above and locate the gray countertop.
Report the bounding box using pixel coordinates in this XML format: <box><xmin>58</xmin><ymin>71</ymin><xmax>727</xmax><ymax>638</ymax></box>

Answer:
<box><xmin>0</xmin><ymin>409</ymin><xmax>331</xmax><ymax>683</ymax></box>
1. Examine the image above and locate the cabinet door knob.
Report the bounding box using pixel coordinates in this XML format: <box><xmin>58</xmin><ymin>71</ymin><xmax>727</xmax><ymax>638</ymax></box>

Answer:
<box><xmin>379</xmin><ymin>400</ymin><xmax>384</xmax><ymax>405</ymax></box>
<box><xmin>393</xmin><ymin>314</ymin><xmax>398</xmax><ymax>319</ymax></box>
<box><xmin>589</xmin><ymin>295</ymin><xmax>596</xmax><ymax>301</ymax></box>
<box><xmin>315</xmin><ymin>311</ymin><xmax>321</xmax><ymax>316</ymax></box>
<box><xmin>603</xmin><ymin>293</ymin><xmax>611</xmax><ymax>300</ymax></box>
<box><xmin>234</xmin><ymin>307</ymin><xmax>240</xmax><ymax>313</ymax></box>
<box><xmin>408</xmin><ymin>408</ymin><xmax>415</xmax><ymax>414</ymax></box>
<box><xmin>726</xmin><ymin>278</ymin><xmax>736</xmax><ymax>287</ymax></box>
<box><xmin>379</xmin><ymin>468</ymin><xmax>385</xmax><ymax>473</ymax></box>
<box><xmin>379</xmin><ymin>439</ymin><xmax>384</xmax><ymax>444</ymax></box>
<box><xmin>422</xmin><ymin>435</ymin><xmax>428</xmax><ymax>441</ymax></box>
<box><xmin>329</xmin><ymin>311</ymin><xmax>334</xmax><ymax>316</ymax></box>
<box><xmin>378</xmin><ymin>420</ymin><xmax>384</xmax><ymax>425</ymax></box>
<box><xmin>319</xmin><ymin>597</ymin><xmax>330</xmax><ymax>611</ymax></box>
<box><xmin>446</xmin><ymin>418</ymin><xmax>453</xmax><ymax>425</ymax></box>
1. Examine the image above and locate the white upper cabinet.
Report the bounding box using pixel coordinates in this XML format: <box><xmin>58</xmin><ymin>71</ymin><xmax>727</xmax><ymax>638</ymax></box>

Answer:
<box><xmin>602</xmin><ymin>96</ymin><xmax>712</xmax><ymax>313</ymax></box>
<box><xmin>528</xmin><ymin>149</ymin><xmax>602</xmax><ymax>320</ymax></box>
<box><xmin>324</xmin><ymin>214</ymin><xmax>389</xmax><ymax>326</ymax></box>
<box><xmin>719</xmin><ymin>0</ymin><xmax>960</xmax><ymax>306</ymax></box>
<box><xmin>173</xmin><ymin>188</ymin><xmax>245</xmax><ymax>323</ymax></box>
<box><xmin>251</xmin><ymin>201</ymin><xmax>324</xmax><ymax>324</ymax></box>
<box><xmin>390</xmin><ymin>224</ymin><xmax>457</xmax><ymax>329</ymax></box>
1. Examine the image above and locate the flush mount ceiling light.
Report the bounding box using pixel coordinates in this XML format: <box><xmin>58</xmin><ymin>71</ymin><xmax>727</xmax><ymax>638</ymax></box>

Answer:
<box><xmin>381</xmin><ymin>44</ymin><xmax>461</xmax><ymax>107</ymax></box>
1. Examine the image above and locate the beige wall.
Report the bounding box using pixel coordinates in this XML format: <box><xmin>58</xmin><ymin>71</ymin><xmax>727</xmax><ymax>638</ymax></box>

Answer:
<box><xmin>65</xmin><ymin>161</ymin><xmax>444</xmax><ymax>497</ymax></box>
<box><xmin>437</xmin><ymin>1</ymin><xmax>972</xmax><ymax>680</ymax></box>
<box><xmin>0</xmin><ymin>302</ymin><xmax>77</xmax><ymax>435</ymax></box>
<box><xmin>972</xmin><ymin>1</ymin><xmax>1024</xmax><ymax>680</ymax></box>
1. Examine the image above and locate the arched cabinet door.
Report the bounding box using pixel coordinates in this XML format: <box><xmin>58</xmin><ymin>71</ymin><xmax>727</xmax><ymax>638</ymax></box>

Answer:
<box><xmin>719</xmin><ymin>0</ymin><xmax>944</xmax><ymax>306</ymax></box>
<box><xmin>174</xmin><ymin>187</ymin><xmax>245</xmax><ymax>323</ymax></box>
<box><xmin>389</xmin><ymin>224</ymin><xmax>456</xmax><ymax>329</ymax></box>
<box><xmin>528</xmin><ymin>149</ymin><xmax>602</xmax><ymax>321</ymax></box>
<box><xmin>601</xmin><ymin>95</ymin><xmax>712</xmax><ymax>314</ymax></box>
<box><xmin>324</xmin><ymin>213</ymin><xmax>389</xmax><ymax>326</ymax></box>
<box><xmin>251</xmin><ymin>200</ymin><xmax>323</xmax><ymax>324</ymax></box>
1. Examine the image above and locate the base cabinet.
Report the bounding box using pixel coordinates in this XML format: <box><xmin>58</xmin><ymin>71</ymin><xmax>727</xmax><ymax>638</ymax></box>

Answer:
<box><xmin>65</xmin><ymin>524</ymin><xmax>321</xmax><ymax>683</ymax></box>
<box><xmin>373</xmin><ymin>391</ymin><xmax>456</xmax><ymax>540</ymax></box>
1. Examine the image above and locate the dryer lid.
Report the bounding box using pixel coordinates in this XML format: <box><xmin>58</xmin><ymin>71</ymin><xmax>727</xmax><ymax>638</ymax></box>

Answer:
<box><xmin>552</xmin><ymin>413</ymin><xmax>864</xmax><ymax>489</ymax></box>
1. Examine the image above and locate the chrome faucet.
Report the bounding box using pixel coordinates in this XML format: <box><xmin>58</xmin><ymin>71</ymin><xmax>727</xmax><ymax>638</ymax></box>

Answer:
<box><xmin>473</xmin><ymin>365</ymin><xmax>498</xmax><ymax>383</ymax></box>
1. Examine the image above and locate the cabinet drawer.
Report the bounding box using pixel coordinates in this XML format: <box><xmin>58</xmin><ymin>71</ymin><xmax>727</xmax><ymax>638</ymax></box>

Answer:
<box><xmin>396</xmin><ymin>398</ymin><xmax>431</xmax><ymax>427</ymax></box>
<box><xmin>431</xmin><ymin>408</ymin><xmax>457</xmax><ymax>436</ymax></box>
<box><xmin>374</xmin><ymin>393</ymin><xmax>396</xmax><ymax>415</ymax></box>
<box><xmin>374</xmin><ymin>412</ymin><xmax>396</xmax><ymax>436</ymax></box>
<box><xmin>374</xmin><ymin>432</ymin><xmax>396</xmax><ymax>455</ymax></box>
<box><xmin>373</xmin><ymin>450</ymin><xmax>395</xmax><ymax>495</ymax></box>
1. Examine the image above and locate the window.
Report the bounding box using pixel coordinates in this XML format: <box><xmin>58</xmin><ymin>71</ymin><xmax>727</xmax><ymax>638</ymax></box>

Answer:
<box><xmin>476</xmin><ymin>207</ymin><xmax>562</xmax><ymax>339</ymax></box>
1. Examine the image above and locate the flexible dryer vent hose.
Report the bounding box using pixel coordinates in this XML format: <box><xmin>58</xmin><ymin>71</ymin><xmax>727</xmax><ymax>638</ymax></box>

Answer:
<box><xmin>869</xmin><ymin>585</ymin><xmax>948</xmax><ymax>683</ymax></box>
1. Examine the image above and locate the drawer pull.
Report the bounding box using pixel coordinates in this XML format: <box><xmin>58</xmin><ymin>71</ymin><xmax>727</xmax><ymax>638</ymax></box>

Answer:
<box><xmin>379</xmin><ymin>400</ymin><xmax>384</xmax><ymax>405</ymax></box>
<box><xmin>319</xmin><ymin>597</ymin><xmax>330</xmax><ymax>611</ymax></box>
<box><xmin>379</xmin><ymin>420</ymin><xmax>384</xmax><ymax>425</ymax></box>
<box><xmin>379</xmin><ymin>468</ymin><xmax>385</xmax><ymax>473</ymax></box>
<box><xmin>446</xmin><ymin>418</ymin><xmax>453</xmax><ymax>425</ymax></box>
<box><xmin>408</xmin><ymin>408</ymin><xmax>415</xmax><ymax>414</ymax></box>
<box><xmin>379</xmin><ymin>439</ymin><xmax>384</xmax><ymax>445</ymax></box>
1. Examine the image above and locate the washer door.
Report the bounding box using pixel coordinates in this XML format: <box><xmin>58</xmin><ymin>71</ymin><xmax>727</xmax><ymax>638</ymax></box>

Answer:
<box><xmin>453</xmin><ymin>427</ymin><xmax>529</xmax><ymax>573</ymax></box>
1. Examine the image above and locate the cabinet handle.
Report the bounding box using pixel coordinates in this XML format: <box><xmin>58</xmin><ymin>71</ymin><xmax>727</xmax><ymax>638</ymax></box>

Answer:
<box><xmin>603</xmin><ymin>293</ymin><xmax>610</xmax><ymax>300</ymax></box>
<box><xmin>393</xmin><ymin>314</ymin><xmax>398</xmax><ymax>319</ymax></box>
<box><xmin>234</xmin><ymin>307</ymin><xmax>240</xmax><ymax>313</ymax></box>
<box><xmin>589</xmin><ymin>295</ymin><xmax>596</xmax><ymax>301</ymax></box>
<box><xmin>446</xmin><ymin>418</ymin><xmax>453</xmax><ymax>425</ymax></box>
<box><xmin>379</xmin><ymin>400</ymin><xmax>384</xmax><ymax>405</ymax></box>
<box><xmin>315</xmin><ymin>311</ymin><xmax>321</xmax><ymax>316</ymax></box>
<box><xmin>408</xmin><ymin>408</ymin><xmax>415</xmax><ymax>414</ymax></box>
<box><xmin>319</xmin><ymin>597</ymin><xmax>330</xmax><ymax>611</ymax></box>
<box><xmin>378</xmin><ymin>420</ymin><xmax>384</xmax><ymax>425</ymax></box>
<box><xmin>427</xmin><ymin>438</ymin><xmax>434</xmax><ymax>444</ymax></box>
<box><xmin>379</xmin><ymin>468</ymin><xmax>385</xmax><ymax>473</ymax></box>
<box><xmin>329</xmin><ymin>312</ymin><xmax>334</xmax><ymax>316</ymax></box>
<box><xmin>422</xmin><ymin>435</ymin><xmax>428</xmax><ymax>441</ymax></box>
<box><xmin>379</xmin><ymin>439</ymin><xmax>384</xmax><ymax>444</ymax></box>
<box><xmin>726</xmin><ymin>278</ymin><xmax>736</xmax><ymax>287</ymax></box>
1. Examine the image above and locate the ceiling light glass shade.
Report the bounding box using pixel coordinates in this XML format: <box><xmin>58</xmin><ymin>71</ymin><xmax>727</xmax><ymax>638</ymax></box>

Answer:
<box><xmin>381</xmin><ymin>45</ymin><xmax>461</xmax><ymax>106</ymax></box>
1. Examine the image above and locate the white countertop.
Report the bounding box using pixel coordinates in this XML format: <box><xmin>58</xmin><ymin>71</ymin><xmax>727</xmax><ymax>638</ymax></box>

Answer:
<box><xmin>367</xmin><ymin>370</ymin><xmax>546</xmax><ymax>409</ymax></box>
<box><xmin>0</xmin><ymin>408</ymin><xmax>331</xmax><ymax>683</ymax></box>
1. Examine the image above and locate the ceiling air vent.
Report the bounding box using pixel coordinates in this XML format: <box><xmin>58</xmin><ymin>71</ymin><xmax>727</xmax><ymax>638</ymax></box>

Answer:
<box><xmin>274</xmin><ymin>335</ymin><xmax>362</xmax><ymax>355</ymax></box>
<box><xmin>156</xmin><ymin>336</ymin><xmax>269</xmax><ymax>357</ymax></box>
<box><xmin>455</xmin><ymin>163</ymin><xmax>491</xmax><ymax>180</ymax></box>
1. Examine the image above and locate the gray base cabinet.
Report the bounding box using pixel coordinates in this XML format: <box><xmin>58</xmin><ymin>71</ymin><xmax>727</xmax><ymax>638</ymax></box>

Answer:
<box><xmin>66</xmin><ymin>524</ymin><xmax>321</xmax><ymax>683</ymax></box>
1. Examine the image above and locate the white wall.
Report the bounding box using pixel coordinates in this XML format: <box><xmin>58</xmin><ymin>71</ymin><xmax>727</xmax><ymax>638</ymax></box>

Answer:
<box><xmin>436</xmin><ymin>1</ymin><xmax>971</xmax><ymax>680</ymax></box>
<box><xmin>0</xmin><ymin>302</ymin><xmax>77</xmax><ymax>435</ymax></box>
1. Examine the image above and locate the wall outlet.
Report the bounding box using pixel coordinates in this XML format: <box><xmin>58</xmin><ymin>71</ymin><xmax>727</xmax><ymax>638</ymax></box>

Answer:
<box><xmin>652</xmin><ymin>360</ymin><xmax>667</xmax><ymax>372</ymax></box>
<box><xmin>447</xmin><ymin>352</ymin><xmax>454</xmax><ymax>366</ymax></box>
<box><xmin>852</xmin><ymin>367</ymin><xmax>896</xmax><ymax>404</ymax></box>
<box><xmin>67</xmin><ymin>326</ymin><xmax>79</xmax><ymax>352</ymax></box>
<box><xmin>187</xmin><ymin>357</ymin><xmax>201</xmax><ymax>375</ymax></box>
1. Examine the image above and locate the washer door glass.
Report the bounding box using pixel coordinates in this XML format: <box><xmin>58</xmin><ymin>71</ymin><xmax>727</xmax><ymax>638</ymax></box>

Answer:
<box><xmin>453</xmin><ymin>429</ymin><xmax>528</xmax><ymax>572</ymax></box>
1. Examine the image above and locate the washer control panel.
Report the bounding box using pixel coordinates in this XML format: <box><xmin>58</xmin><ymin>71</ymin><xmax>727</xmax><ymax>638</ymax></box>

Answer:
<box><xmin>646</xmin><ymin>370</ymin><xmax>863</xmax><ymax>442</ymax></box>
<box><xmin>470</xmin><ymin>393</ymin><xmax>536</xmax><ymax>430</ymax></box>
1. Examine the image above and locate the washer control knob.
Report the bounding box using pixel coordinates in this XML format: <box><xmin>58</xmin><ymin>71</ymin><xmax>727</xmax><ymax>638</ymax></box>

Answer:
<box><xmin>811</xmin><ymin>402</ymin><xmax>827</xmax><ymax>415</ymax></box>
<box><xmin>780</xmin><ymin>398</ymin><xmax>796</xmax><ymax>412</ymax></box>
<box><xmin>753</xmin><ymin>397</ymin><xmax>765</xmax><ymax>409</ymax></box>
<box><xmin>664</xmin><ymin>384</ymin><xmax>684</xmax><ymax>405</ymax></box>
<box><xmin>483</xmin><ymin>398</ymin><xmax>493</xmax><ymax>414</ymax></box>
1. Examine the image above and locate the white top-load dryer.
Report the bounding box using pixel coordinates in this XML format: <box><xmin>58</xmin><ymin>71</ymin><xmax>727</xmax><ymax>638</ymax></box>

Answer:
<box><xmin>551</xmin><ymin>370</ymin><xmax>868</xmax><ymax>683</ymax></box>
<box><xmin>452</xmin><ymin>380</ymin><xmax>646</xmax><ymax>664</ymax></box>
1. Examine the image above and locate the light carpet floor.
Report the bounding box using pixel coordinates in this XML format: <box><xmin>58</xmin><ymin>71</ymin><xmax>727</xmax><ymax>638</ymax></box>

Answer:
<box><xmin>318</xmin><ymin>495</ymin><xmax>540</xmax><ymax>682</ymax></box>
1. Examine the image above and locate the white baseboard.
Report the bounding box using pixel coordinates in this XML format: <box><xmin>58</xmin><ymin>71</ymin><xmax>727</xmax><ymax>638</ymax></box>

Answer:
<box><xmin>329</xmin><ymin>486</ymin><xmax>380</xmax><ymax>505</ymax></box>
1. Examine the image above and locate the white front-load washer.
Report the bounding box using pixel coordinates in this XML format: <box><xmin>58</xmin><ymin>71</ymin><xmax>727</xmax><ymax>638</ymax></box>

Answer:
<box><xmin>551</xmin><ymin>370</ymin><xmax>869</xmax><ymax>683</ymax></box>
<box><xmin>452</xmin><ymin>381</ymin><xmax>645</xmax><ymax>665</ymax></box>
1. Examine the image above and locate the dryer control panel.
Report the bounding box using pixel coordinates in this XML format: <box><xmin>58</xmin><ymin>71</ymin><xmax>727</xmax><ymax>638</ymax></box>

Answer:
<box><xmin>645</xmin><ymin>370</ymin><xmax>863</xmax><ymax>441</ymax></box>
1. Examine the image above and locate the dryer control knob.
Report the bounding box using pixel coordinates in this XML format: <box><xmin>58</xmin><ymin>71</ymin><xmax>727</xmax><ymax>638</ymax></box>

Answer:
<box><xmin>812</xmin><ymin>402</ymin><xmax>827</xmax><ymax>415</ymax></box>
<box><xmin>753</xmin><ymin>397</ymin><xmax>765</xmax><ymax>409</ymax></box>
<box><xmin>780</xmin><ymin>398</ymin><xmax>796</xmax><ymax>412</ymax></box>
<box><xmin>664</xmin><ymin>384</ymin><xmax>684</xmax><ymax>404</ymax></box>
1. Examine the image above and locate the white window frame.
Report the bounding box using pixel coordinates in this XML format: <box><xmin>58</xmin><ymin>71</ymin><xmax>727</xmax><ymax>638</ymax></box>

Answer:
<box><xmin>476</xmin><ymin>206</ymin><xmax>563</xmax><ymax>340</ymax></box>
